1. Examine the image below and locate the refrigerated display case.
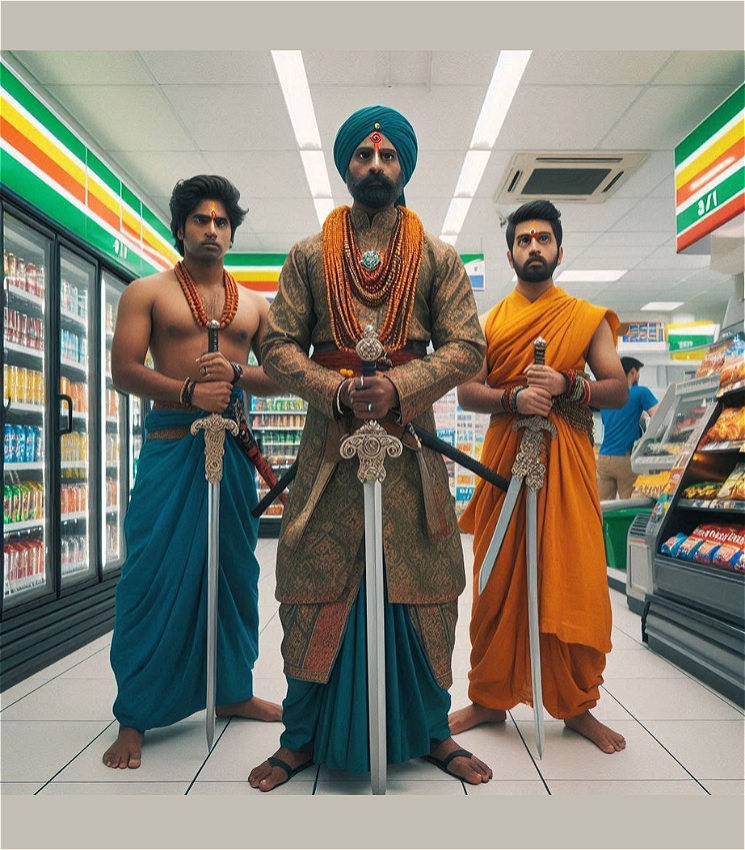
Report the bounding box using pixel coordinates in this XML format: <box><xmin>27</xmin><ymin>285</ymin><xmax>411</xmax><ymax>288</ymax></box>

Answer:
<box><xmin>1</xmin><ymin>200</ymin><xmax>138</xmax><ymax>690</ymax></box>
<box><xmin>249</xmin><ymin>394</ymin><xmax>306</xmax><ymax>536</ymax></box>
<box><xmin>642</xmin><ymin>367</ymin><xmax>745</xmax><ymax>707</ymax></box>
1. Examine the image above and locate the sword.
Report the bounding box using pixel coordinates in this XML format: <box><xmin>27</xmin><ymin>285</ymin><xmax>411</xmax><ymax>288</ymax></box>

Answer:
<box><xmin>477</xmin><ymin>337</ymin><xmax>556</xmax><ymax>759</ymax></box>
<box><xmin>191</xmin><ymin>320</ymin><xmax>239</xmax><ymax>751</ymax></box>
<box><xmin>339</xmin><ymin>326</ymin><xmax>402</xmax><ymax>796</ymax></box>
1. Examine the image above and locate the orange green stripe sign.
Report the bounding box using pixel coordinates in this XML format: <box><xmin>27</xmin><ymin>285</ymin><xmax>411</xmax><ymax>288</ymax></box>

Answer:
<box><xmin>1</xmin><ymin>60</ymin><xmax>180</xmax><ymax>278</ymax></box>
<box><xmin>675</xmin><ymin>84</ymin><xmax>744</xmax><ymax>252</ymax></box>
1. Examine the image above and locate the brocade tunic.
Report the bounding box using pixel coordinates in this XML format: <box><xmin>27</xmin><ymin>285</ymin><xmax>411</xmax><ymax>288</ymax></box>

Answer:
<box><xmin>261</xmin><ymin>206</ymin><xmax>486</xmax><ymax>685</ymax></box>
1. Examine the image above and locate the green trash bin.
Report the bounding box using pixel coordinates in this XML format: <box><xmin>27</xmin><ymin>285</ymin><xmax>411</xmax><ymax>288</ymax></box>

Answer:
<box><xmin>602</xmin><ymin>507</ymin><xmax>652</xmax><ymax>570</ymax></box>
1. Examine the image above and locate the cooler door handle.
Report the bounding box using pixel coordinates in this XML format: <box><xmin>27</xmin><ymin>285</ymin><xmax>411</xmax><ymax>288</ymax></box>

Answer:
<box><xmin>58</xmin><ymin>394</ymin><xmax>73</xmax><ymax>434</ymax></box>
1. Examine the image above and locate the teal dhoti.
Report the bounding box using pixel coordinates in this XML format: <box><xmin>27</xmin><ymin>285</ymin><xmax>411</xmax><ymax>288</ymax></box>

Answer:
<box><xmin>110</xmin><ymin>400</ymin><xmax>259</xmax><ymax>732</ymax></box>
<box><xmin>280</xmin><ymin>581</ymin><xmax>451</xmax><ymax>773</ymax></box>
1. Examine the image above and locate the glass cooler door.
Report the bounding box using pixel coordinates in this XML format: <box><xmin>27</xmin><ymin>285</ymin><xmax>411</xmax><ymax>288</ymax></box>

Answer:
<box><xmin>3</xmin><ymin>213</ymin><xmax>52</xmax><ymax>606</ymax></box>
<box><xmin>58</xmin><ymin>246</ymin><xmax>95</xmax><ymax>587</ymax></box>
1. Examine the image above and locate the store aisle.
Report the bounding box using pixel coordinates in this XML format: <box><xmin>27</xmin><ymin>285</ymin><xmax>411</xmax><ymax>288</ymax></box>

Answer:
<box><xmin>1</xmin><ymin>536</ymin><xmax>742</xmax><ymax>796</ymax></box>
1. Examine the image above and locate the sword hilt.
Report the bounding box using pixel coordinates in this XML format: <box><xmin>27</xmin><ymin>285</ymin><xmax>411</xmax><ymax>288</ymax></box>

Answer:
<box><xmin>357</xmin><ymin>325</ymin><xmax>384</xmax><ymax>377</ymax></box>
<box><xmin>207</xmin><ymin>319</ymin><xmax>220</xmax><ymax>354</ymax></box>
<box><xmin>533</xmin><ymin>336</ymin><xmax>546</xmax><ymax>366</ymax></box>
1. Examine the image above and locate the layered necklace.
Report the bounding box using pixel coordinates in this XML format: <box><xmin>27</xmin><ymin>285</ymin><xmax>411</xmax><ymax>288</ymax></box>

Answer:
<box><xmin>323</xmin><ymin>206</ymin><xmax>423</xmax><ymax>353</ymax></box>
<box><xmin>175</xmin><ymin>260</ymin><xmax>239</xmax><ymax>329</ymax></box>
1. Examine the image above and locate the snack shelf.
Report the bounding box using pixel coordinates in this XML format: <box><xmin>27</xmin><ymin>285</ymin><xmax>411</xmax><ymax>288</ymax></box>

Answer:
<box><xmin>643</xmin><ymin>377</ymin><xmax>745</xmax><ymax>707</ymax></box>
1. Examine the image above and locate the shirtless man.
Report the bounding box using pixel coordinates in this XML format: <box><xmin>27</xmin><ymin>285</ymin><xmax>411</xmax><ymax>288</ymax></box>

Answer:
<box><xmin>103</xmin><ymin>174</ymin><xmax>282</xmax><ymax>769</ymax></box>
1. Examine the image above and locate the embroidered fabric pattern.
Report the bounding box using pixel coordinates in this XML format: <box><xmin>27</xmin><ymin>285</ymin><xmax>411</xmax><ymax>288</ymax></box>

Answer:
<box><xmin>174</xmin><ymin>260</ymin><xmax>239</xmax><ymax>329</ymax></box>
<box><xmin>323</xmin><ymin>206</ymin><xmax>424</xmax><ymax>353</ymax></box>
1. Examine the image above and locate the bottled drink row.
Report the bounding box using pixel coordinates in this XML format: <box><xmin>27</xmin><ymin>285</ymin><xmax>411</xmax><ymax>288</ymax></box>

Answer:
<box><xmin>61</xmin><ymin>482</ymin><xmax>88</xmax><ymax>515</ymax></box>
<box><xmin>4</xmin><ymin>481</ymin><xmax>44</xmax><ymax>525</ymax></box>
<box><xmin>60</xmin><ymin>431</ymin><xmax>89</xmax><ymax>463</ymax></box>
<box><xmin>4</xmin><ymin>424</ymin><xmax>44</xmax><ymax>464</ymax></box>
<box><xmin>61</xmin><ymin>535</ymin><xmax>88</xmax><ymax>577</ymax></box>
<box><xmin>59</xmin><ymin>376</ymin><xmax>88</xmax><ymax>413</ymax></box>
<box><xmin>60</xmin><ymin>278</ymin><xmax>89</xmax><ymax>320</ymax></box>
<box><xmin>105</xmin><ymin>476</ymin><xmax>119</xmax><ymax>510</ymax></box>
<box><xmin>3</xmin><ymin>365</ymin><xmax>47</xmax><ymax>406</ymax></box>
<box><xmin>251</xmin><ymin>413</ymin><xmax>306</xmax><ymax>429</ymax></box>
<box><xmin>251</xmin><ymin>397</ymin><xmax>306</xmax><ymax>412</ymax></box>
<box><xmin>3</xmin><ymin>251</ymin><xmax>46</xmax><ymax>299</ymax></box>
<box><xmin>4</xmin><ymin>307</ymin><xmax>44</xmax><ymax>351</ymax></box>
<box><xmin>61</xmin><ymin>327</ymin><xmax>88</xmax><ymax>365</ymax></box>
<box><xmin>4</xmin><ymin>539</ymin><xmax>45</xmax><ymax>594</ymax></box>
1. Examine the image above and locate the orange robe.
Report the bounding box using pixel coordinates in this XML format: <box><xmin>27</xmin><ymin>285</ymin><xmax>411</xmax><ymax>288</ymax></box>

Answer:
<box><xmin>459</xmin><ymin>286</ymin><xmax>620</xmax><ymax>718</ymax></box>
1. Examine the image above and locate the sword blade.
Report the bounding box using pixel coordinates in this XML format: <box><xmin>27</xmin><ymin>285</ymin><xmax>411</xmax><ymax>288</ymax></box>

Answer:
<box><xmin>364</xmin><ymin>479</ymin><xmax>387</xmax><ymax>795</ymax></box>
<box><xmin>478</xmin><ymin>475</ymin><xmax>523</xmax><ymax>595</ymax></box>
<box><xmin>206</xmin><ymin>480</ymin><xmax>220</xmax><ymax>751</ymax></box>
<box><xmin>525</xmin><ymin>487</ymin><xmax>544</xmax><ymax>759</ymax></box>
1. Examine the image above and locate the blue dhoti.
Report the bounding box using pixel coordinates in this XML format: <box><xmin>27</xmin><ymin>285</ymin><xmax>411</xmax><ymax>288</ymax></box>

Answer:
<box><xmin>110</xmin><ymin>401</ymin><xmax>260</xmax><ymax>732</ymax></box>
<box><xmin>280</xmin><ymin>581</ymin><xmax>451</xmax><ymax>773</ymax></box>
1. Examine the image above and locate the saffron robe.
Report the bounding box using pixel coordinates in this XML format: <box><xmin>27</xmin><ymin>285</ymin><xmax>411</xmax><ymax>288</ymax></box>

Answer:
<box><xmin>459</xmin><ymin>286</ymin><xmax>620</xmax><ymax>718</ymax></box>
<box><xmin>110</xmin><ymin>400</ymin><xmax>260</xmax><ymax>731</ymax></box>
<box><xmin>261</xmin><ymin>206</ymin><xmax>486</xmax><ymax>689</ymax></box>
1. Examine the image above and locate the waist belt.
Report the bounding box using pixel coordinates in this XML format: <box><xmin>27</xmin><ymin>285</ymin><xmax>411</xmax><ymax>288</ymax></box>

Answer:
<box><xmin>311</xmin><ymin>340</ymin><xmax>426</xmax><ymax>372</ymax></box>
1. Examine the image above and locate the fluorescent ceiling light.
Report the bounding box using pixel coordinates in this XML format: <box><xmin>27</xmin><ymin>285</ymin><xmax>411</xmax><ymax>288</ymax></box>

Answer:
<box><xmin>440</xmin><ymin>50</ymin><xmax>531</xmax><ymax>244</ymax></box>
<box><xmin>470</xmin><ymin>51</ymin><xmax>532</xmax><ymax>149</ymax></box>
<box><xmin>271</xmin><ymin>51</ymin><xmax>322</xmax><ymax>149</ymax></box>
<box><xmin>272</xmin><ymin>50</ymin><xmax>332</xmax><ymax>229</ymax></box>
<box><xmin>300</xmin><ymin>151</ymin><xmax>332</xmax><ymax>198</ymax></box>
<box><xmin>313</xmin><ymin>198</ymin><xmax>335</xmax><ymax>223</ymax></box>
<box><xmin>441</xmin><ymin>198</ymin><xmax>473</xmax><ymax>237</ymax></box>
<box><xmin>640</xmin><ymin>301</ymin><xmax>685</xmax><ymax>311</ymax></box>
<box><xmin>556</xmin><ymin>270</ymin><xmax>627</xmax><ymax>283</ymax></box>
<box><xmin>453</xmin><ymin>150</ymin><xmax>492</xmax><ymax>198</ymax></box>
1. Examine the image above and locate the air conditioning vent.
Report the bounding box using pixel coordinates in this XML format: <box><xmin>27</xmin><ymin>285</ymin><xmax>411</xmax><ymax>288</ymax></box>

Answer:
<box><xmin>495</xmin><ymin>151</ymin><xmax>647</xmax><ymax>204</ymax></box>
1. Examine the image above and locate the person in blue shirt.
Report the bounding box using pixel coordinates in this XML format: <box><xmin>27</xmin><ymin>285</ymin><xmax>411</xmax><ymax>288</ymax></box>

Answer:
<box><xmin>597</xmin><ymin>356</ymin><xmax>659</xmax><ymax>500</ymax></box>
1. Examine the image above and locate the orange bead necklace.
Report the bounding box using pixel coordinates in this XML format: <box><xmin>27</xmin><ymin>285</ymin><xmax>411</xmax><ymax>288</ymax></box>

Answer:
<box><xmin>175</xmin><ymin>260</ymin><xmax>239</xmax><ymax>329</ymax></box>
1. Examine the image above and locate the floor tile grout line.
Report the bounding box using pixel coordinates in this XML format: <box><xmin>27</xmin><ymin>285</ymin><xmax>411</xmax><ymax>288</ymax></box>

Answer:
<box><xmin>598</xmin><ymin>687</ymin><xmax>716</xmax><ymax>792</ymax></box>
<box><xmin>32</xmin><ymin>719</ymin><xmax>117</xmax><ymax>794</ymax></box>
<box><xmin>185</xmin><ymin>717</ymin><xmax>235</xmax><ymax>794</ymax></box>
<box><xmin>507</xmin><ymin>710</ymin><xmax>551</xmax><ymax>795</ymax></box>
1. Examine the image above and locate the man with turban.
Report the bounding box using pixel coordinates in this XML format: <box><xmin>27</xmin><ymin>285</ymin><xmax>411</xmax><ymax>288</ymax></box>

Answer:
<box><xmin>248</xmin><ymin>106</ymin><xmax>493</xmax><ymax>791</ymax></box>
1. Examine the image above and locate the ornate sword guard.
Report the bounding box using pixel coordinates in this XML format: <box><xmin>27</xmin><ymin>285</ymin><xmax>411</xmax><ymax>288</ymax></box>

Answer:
<box><xmin>340</xmin><ymin>421</ymin><xmax>403</xmax><ymax>483</ymax></box>
<box><xmin>511</xmin><ymin>416</ymin><xmax>557</xmax><ymax>492</ymax></box>
<box><xmin>357</xmin><ymin>324</ymin><xmax>385</xmax><ymax>365</ymax></box>
<box><xmin>190</xmin><ymin>414</ymin><xmax>239</xmax><ymax>483</ymax></box>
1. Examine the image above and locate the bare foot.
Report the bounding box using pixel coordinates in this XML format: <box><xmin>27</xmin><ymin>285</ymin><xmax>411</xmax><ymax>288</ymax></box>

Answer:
<box><xmin>216</xmin><ymin>695</ymin><xmax>282</xmax><ymax>722</ymax></box>
<box><xmin>248</xmin><ymin>746</ymin><xmax>313</xmax><ymax>792</ymax></box>
<box><xmin>564</xmin><ymin>710</ymin><xmax>626</xmax><ymax>753</ymax></box>
<box><xmin>448</xmin><ymin>702</ymin><xmax>507</xmax><ymax>735</ymax></box>
<box><xmin>102</xmin><ymin>725</ymin><xmax>144</xmax><ymax>769</ymax></box>
<box><xmin>427</xmin><ymin>737</ymin><xmax>492</xmax><ymax>784</ymax></box>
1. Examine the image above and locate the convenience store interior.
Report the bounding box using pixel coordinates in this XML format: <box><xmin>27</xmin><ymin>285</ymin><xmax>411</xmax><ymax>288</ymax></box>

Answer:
<box><xmin>1</xmin><ymin>16</ymin><xmax>744</xmax><ymax>849</ymax></box>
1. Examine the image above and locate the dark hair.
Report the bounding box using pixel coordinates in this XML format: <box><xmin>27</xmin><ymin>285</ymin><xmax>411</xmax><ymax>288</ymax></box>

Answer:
<box><xmin>505</xmin><ymin>200</ymin><xmax>563</xmax><ymax>251</ymax></box>
<box><xmin>169</xmin><ymin>175</ymin><xmax>248</xmax><ymax>256</ymax></box>
<box><xmin>620</xmin><ymin>356</ymin><xmax>644</xmax><ymax>375</ymax></box>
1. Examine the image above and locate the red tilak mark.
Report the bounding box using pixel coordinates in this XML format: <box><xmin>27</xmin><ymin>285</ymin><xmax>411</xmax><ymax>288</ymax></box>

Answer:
<box><xmin>370</xmin><ymin>131</ymin><xmax>382</xmax><ymax>152</ymax></box>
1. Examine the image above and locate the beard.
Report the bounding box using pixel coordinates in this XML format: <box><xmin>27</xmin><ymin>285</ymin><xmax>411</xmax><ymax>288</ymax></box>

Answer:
<box><xmin>512</xmin><ymin>254</ymin><xmax>559</xmax><ymax>284</ymax></box>
<box><xmin>346</xmin><ymin>171</ymin><xmax>403</xmax><ymax>209</ymax></box>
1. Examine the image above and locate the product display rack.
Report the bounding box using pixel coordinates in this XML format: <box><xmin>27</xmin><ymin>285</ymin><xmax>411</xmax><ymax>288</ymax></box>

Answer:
<box><xmin>249</xmin><ymin>394</ymin><xmax>306</xmax><ymax>537</ymax></box>
<box><xmin>643</xmin><ymin>368</ymin><xmax>745</xmax><ymax>707</ymax></box>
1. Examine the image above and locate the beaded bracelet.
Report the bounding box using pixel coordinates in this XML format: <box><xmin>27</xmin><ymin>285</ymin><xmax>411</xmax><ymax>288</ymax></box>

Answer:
<box><xmin>181</xmin><ymin>379</ymin><xmax>196</xmax><ymax>408</ymax></box>
<box><xmin>229</xmin><ymin>361</ymin><xmax>244</xmax><ymax>385</ymax></box>
<box><xmin>500</xmin><ymin>385</ymin><xmax>527</xmax><ymax>415</ymax></box>
<box><xmin>559</xmin><ymin>369</ymin><xmax>592</xmax><ymax>405</ymax></box>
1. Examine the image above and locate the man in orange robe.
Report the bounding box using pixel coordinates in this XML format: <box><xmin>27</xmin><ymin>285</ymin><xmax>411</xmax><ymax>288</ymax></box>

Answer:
<box><xmin>450</xmin><ymin>200</ymin><xmax>628</xmax><ymax>753</ymax></box>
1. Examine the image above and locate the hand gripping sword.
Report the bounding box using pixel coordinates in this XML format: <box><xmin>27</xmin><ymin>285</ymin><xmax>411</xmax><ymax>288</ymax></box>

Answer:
<box><xmin>339</xmin><ymin>326</ymin><xmax>402</xmax><ymax>796</ymax></box>
<box><xmin>477</xmin><ymin>337</ymin><xmax>557</xmax><ymax>759</ymax></box>
<box><xmin>190</xmin><ymin>320</ymin><xmax>239</xmax><ymax>751</ymax></box>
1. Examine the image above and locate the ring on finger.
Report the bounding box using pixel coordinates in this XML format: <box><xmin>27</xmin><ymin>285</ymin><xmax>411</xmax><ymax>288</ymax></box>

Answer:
<box><xmin>367</xmin><ymin>402</ymin><xmax>372</xmax><ymax>412</ymax></box>
<box><xmin>359</xmin><ymin>376</ymin><xmax>364</xmax><ymax>389</ymax></box>
<box><xmin>201</xmin><ymin>365</ymin><xmax>208</xmax><ymax>376</ymax></box>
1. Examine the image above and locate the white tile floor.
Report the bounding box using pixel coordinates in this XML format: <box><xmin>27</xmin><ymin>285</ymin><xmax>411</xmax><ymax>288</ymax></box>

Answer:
<box><xmin>1</xmin><ymin>535</ymin><xmax>743</xmax><ymax>798</ymax></box>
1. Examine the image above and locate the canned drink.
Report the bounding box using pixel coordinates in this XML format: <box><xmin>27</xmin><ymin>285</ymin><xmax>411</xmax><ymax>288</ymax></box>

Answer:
<box><xmin>4</xmin><ymin>425</ymin><xmax>12</xmax><ymax>463</ymax></box>
<box><xmin>7</xmin><ymin>252</ymin><xmax>16</xmax><ymax>287</ymax></box>
<box><xmin>16</xmin><ymin>258</ymin><xmax>26</xmax><ymax>290</ymax></box>
<box><xmin>35</xmin><ymin>426</ymin><xmax>44</xmax><ymax>462</ymax></box>
<box><xmin>20</xmin><ymin>484</ymin><xmax>31</xmax><ymax>521</ymax></box>
<box><xmin>25</xmin><ymin>263</ymin><xmax>37</xmax><ymax>297</ymax></box>
<box><xmin>4</xmin><ymin>484</ymin><xmax>11</xmax><ymax>523</ymax></box>
<box><xmin>15</xmin><ymin>426</ymin><xmax>25</xmax><ymax>464</ymax></box>
<box><xmin>10</xmin><ymin>484</ymin><xmax>22</xmax><ymax>523</ymax></box>
<box><xmin>25</xmin><ymin>425</ymin><xmax>36</xmax><ymax>463</ymax></box>
<box><xmin>37</xmin><ymin>265</ymin><xmax>46</xmax><ymax>297</ymax></box>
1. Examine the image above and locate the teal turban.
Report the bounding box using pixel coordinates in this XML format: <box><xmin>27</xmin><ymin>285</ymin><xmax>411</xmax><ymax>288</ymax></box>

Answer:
<box><xmin>333</xmin><ymin>105</ymin><xmax>418</xmax><ymax>207</ymax></box>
